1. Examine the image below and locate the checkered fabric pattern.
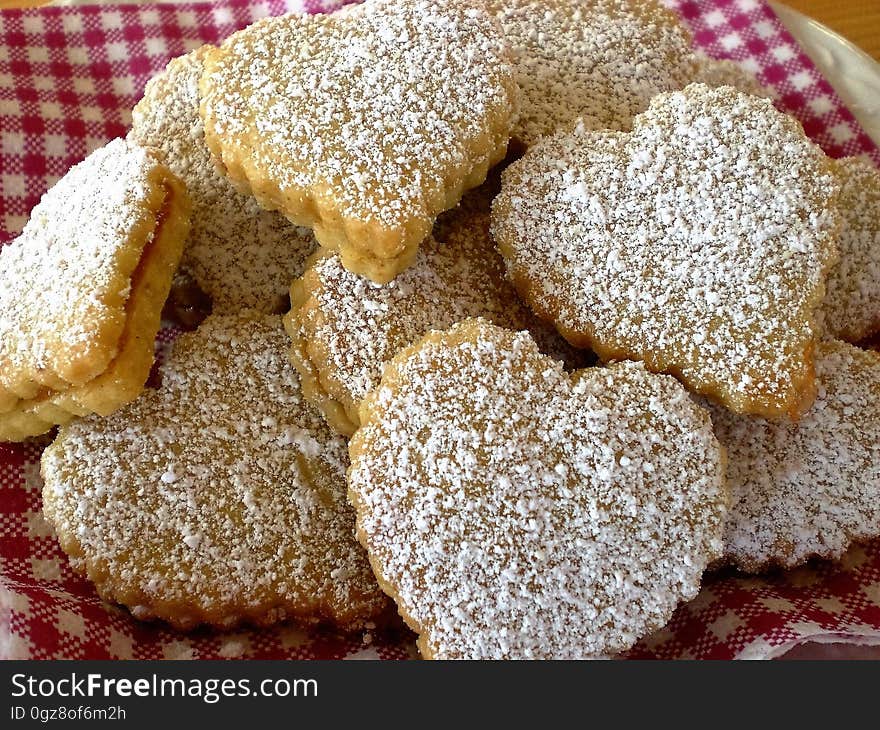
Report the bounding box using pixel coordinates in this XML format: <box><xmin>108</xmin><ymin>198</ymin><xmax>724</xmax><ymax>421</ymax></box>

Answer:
<box><xmin>1</xmin><ymin>0</ymin><xmax>880</xmax><ymax>659</ymax></box>
<box><xmin>667</xmin><ymin>0</ymin><xmax>880</xmax><ymax>165</ymax></box>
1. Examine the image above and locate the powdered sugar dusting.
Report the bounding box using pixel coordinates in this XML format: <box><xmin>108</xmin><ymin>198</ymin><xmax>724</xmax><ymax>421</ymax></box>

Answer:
<box><xmin>130</xmin><ymin>47</ymin><xmax>316</xmax><ymax>314</ymax></box>
<box><xmin>486</xmin><ymin>0</ymin><xmax>697</xmax><ymax>147</ymax></box>
<box><xmin>348</xmin><ymin>319</ymin><xmax>726</xmax><ymax>659</ymax></box>
<box><xmin>41</xmin><ymin>312</ymin><xmax>387</xmax><ymax>630</ymax></box>
<box><xmin>0</xmin><ymin>138</ymin><xmax>164</xmax><ymax>396</ymax></box>
<box><xmin>823</xmin><ymin>157</ymin><xmax>880</xmax><ymax>342</ymax></box>
<box><xmin>492</xmin><ymin>84</ymin><xmax>840</xmax><ymax>418</ymax></box>
<box><xmin>200</xmin><ymin>0</ymin><xmax>517</xmax><ymax>262</ymax></box>
<box><xmin>711</xmin><ymin>339</ymin><xmax>880</xmax><ymax>572</ymax></box>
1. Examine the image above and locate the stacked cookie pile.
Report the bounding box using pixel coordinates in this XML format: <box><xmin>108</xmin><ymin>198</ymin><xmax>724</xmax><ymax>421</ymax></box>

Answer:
<box><xmin>1</xmin><ymin>0</ymin><xmax>879</xmax><ymax>659</ymax></box>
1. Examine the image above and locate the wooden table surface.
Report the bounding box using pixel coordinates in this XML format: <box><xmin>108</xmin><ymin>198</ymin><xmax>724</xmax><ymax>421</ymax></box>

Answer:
<box><xmin>0</xmin><ymin>0</ymin><xmax>877</xmax><ymax>61</ymax></box>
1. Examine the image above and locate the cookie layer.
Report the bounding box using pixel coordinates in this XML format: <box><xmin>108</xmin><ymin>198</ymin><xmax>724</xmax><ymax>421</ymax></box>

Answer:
<box><xmin>492</xmin><ymin>84</ymin><xmax>840</xmax><ymax>418</ymax></box>
<box><xmin>200</xmin><ymin>0</ymin><xmax>517</xmax><ymax>283</ymax></box>
<box><xmin>42</xmin><ymin>312</ymin><xmax>389</xmax><ymax>630</ymax></box>
<box><xmin>0</xmin><ymin>183</ymin><xmax>189</xmax><ymax>441</ymax></box>
<box><xmin>349</xmin><ymin>319</ymin><xmax>726</xmax><ymax>659</ymax></box>
<box><xmin>711</xmin><ymin>339</ymin><xmax>880</xmax><ymax>572</ymax></box>
<box><xmin>131</xmin><ymin>46</ymin><xmax>316</xmax><ymax>314</ymax></box>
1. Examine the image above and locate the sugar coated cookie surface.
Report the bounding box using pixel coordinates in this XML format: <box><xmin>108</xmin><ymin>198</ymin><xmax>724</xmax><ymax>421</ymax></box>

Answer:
<box><xmin>286</xmin><ymin>182</ymin><xmax>586</xmax><ymax>436</ymax></box>
<box><xmin>711</xmin><ymin>339</ymin><xmax>880</xmax><ymax>572</ymax></box>
<box><xmin>0</xmin><ymin>138</ymin><xmax>189</xmax><ymax>440</ymax></box>
<box><xmin>42</xmin><ymin>312</ymin><xmax>389</xmax><ymax>630</ymax></box>
<box><xmin>823</xmin><ymin>157</ymin><xmax>880</xmax><ymax>342</ymax></box>
<box><xmin>349</xmin><ymin>319</ymin><xmax>726</xmax><ymax>659</ymax></box>
<box><xmin>200</xmin><ymin>0</ymin><xmax>517</xmax><ymax>284</ymax></box>
<box><xmin>492</xmin><ymin>84</ymin><xmax>840</xmax><ymax>419</ymax></box>
<box><xmin>131</xmin><ymin>47</ymin><xmax>316</xmax><ymax>314</ymax></box>
<box><xmin>485</xmin><ymin>0</ymin><xmax>696</xmax><ymax>148</ymax></box>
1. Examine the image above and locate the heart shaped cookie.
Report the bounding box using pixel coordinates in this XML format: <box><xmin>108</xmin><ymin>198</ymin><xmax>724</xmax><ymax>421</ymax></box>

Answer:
<box><xmin>285</xmin><ymin>179</ymin><xmax>587</xmax><ymax>436</ymax></box>
<box><xmin>199</xmin><ymin>0</ymin><xmax>517</xmax><ymax>284</ymax></box>
<box><xmin>42</xmin><ymin>311</ymin><xmax>389</xmax><ymax>630</ymax></box>
<box><xmin>131</xmin><ymin>46</ymin><xmax>317</xmax><ymax>314</ymax></box>
<box><xmin>823</xmin><ymin>157</ymin><xmax>880</xmax><ymax>342</ymax></box>
<box><xmin>492</xmin><ymin>84</ymin><xmax>840</xmax><ymax>418</ymax></box>
<box><xmin>485</xmin><ymin>0</ymin><xmax>697</xmax><ymax>148</ymax></box>
<box><xmin>348</xmin><ymin>318</ymin><xmax>726</xmax><ymax>659</ymax></box>
<box><xmin>710</xmin><ymin>339</ymin><xmax>880</xmax><ymax>573</ymax></box>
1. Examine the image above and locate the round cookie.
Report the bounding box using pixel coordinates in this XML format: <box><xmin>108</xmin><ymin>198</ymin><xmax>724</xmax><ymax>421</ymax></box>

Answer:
<box><xmin>492</xmin><ymin>84</ymin><xmax>840</xmax><ymax>419</ymax></box>
<box><xmin>130</xmin><ymin>46</ymin><xmax>316</xmax><ymax>314</ymax></box>
<box><xmin>41</xmin><ymin>311</ymin><xmax>389</xmax><ymax>630</ymax></box>
<box><xmin>823</xmin><ymin>157</ymin><xmax>880</xmax><ymax>342</ymax></box>
<box><xmin>710</xmin><ymin>339</ymin><xmax>880</xmax><ymax>573</ymax></box>
<box><xmin>199</xmin><ymin>0</ymin><xmax>518</xmax><ymax>284</ymax></box>
<box><xmin>348</xmin><ymin>318</ymin><xmax>727</xmax><ymax>659</ymax></box>
<box><xmin>484</xmin><ymin>0</ymin><xmax>697</xmax><ymax>148</ymax></box>
<box><xmin>286</xmin><ymin>181</ymin><xmax>587</xmax><ymax>436</ymax></box>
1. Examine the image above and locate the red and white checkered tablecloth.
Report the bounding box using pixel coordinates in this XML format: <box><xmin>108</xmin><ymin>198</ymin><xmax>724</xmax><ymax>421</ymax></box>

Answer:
<box><xmin>1</xmin><ymin>0</ymin><xmax>880</xmax><ymax>660</ymax></box>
